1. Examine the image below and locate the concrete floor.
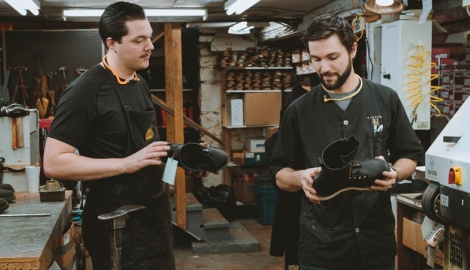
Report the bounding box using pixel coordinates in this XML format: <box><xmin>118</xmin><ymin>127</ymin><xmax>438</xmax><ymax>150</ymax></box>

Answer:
<box><xmin>174</xmin><ymin>219</ymin><xmax>297</xmax><ymax>270</ymax></box>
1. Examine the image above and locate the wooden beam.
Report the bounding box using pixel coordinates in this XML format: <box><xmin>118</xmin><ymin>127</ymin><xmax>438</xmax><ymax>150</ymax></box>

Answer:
<box><xmin>164</xmin><ymin>23</ymin><xmax>186</xmax><ymax>230</ymax></box>
<box><xmin>151</xmin><ymin>94</ymin><xmax>224</xmax><ymax>146</ymax></box>
<box><xmin>151</xmin><ymin>31</ymin><xmax>164</xmax><ymax>44</ymax></box>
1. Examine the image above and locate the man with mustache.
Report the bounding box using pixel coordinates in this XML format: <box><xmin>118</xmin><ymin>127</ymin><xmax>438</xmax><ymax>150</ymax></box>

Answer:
<box><xmin>270</xmin><ymin>14</ymin><xmax>422</xmax><ymax>270</ymax></box>
<box><xmin>43</xmin><ymin>2</ymin><xmax>208</xmax><ymax>269</ymax></box>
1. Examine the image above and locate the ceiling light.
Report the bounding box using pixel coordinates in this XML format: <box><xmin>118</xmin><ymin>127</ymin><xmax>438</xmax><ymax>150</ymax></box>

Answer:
<box><xmin>225</xmin><ymin>0</ymin><xmax>261</xmax><ymax>15</ymax></box>
<box><xmin>376</xmin><ymin>0</ymin><xmax>394</xmax><ymax>6</ymax></box>
<box><xmin>5</xmin><ymin>0</ymin><xmax>40</xmax><ymax>16</ymax></box>
<box><xmin>186</xmin><ymin>22</ymin><xmax>237</xmax><ymax>28</ymax></box>
<box><xmin>228</xmin><ymin>25</ymin><xmax>251</xmax><ymax>35</ymax></box>
<box><xmin>62</xmin><ymin>8</ymin><xmax>207</xmax><ymax>21</ymax></box>
<box><xmin>228</xmin><ymin>21</ymin><xmax>270</xmax><ymax>35</ymax></box>
<box><xmin>145</xmin><ymin>9</ymin><xmax>207</xmax><ymax>20</ymax></box>
<box><xmin>364</xmin><ymin>0</ymin><xmax>403</xmax><ymax>14</ymax></box>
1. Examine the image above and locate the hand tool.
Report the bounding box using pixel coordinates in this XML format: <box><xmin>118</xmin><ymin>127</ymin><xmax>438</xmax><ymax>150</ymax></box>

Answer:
<box><xmin>75</xmin><ymin>68</ymin><xmax>87</xmax><ymax>76</ymax></box>
<box><xmin>0</xmin><ymin>213</ymin><xmax>51</xmax><ymax>217</ymax></box>
<box><xmin>33</xmin><ymin>51</ymin><xmax>43</xmax><ymax>103</ymax></box>
<box><xmin>0</xmin><ymin>67</ymin><xmax>11</xmax><ymax>106</ymax></box>
<box><xmin>98</xmin><ymin>204</ymin><xmax>146</xmax><ymax>270</ymax></box>
<box><xmin>1</xmin><ymin>104</ymin><xmax>30</xmax><ymax>149</ymax></box>
<box><xmin>59</xmin><ymin>66</ymin><xmax>68</xmax><ymax>98</ymax></box>
<box><xmin>0</xmin><ymin>157</ymin><xmax>26</xmax><ymax>172</ymax></box>
<box><xmin>46</xmin><ymin>72</ymin><xmax>57</xmax><ymax>109</ymax></box>
<box><xmin>10</xmin><ymin>69</ymin><xmax>20</xmax><ymax>104</ymax></box>
<box><xmin>18</xmin><ymin>66</ymin><xmax>28</xmax><ymax>107</ymax></box>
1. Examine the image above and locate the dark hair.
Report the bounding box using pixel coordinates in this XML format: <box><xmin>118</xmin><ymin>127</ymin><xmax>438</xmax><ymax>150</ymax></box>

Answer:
<box><xmin>99</xmin><ymin>1</ymin><xmax>146</xmax><ymax>49</ymax></box>
<box><xmin>302</xmin><ymin>14</ymin><xmax>356</xmax><ymax>53</ymax></box>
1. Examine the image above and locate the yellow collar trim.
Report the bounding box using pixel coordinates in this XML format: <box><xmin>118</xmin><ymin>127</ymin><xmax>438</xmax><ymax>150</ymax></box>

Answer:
<box><xmin>103</xmin><ymin>55</ymin><xmax>140</xmax><ymax>85</ymax></box>
<box><xmin>323</xmin><ymin>74</ymin><xmax>362</xmax><ymax>102</ymax></box>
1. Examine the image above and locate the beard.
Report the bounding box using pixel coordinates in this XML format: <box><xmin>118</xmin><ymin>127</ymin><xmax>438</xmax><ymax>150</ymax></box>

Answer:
<box><xmin>319</xmin><ymin>58</ymin><xmax>352</xmax><ymax>90</ymax></box>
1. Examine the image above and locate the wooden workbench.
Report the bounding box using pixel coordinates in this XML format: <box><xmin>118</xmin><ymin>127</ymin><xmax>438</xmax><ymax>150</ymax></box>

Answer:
<box><xmin>0</xmin><ymin>191</ymin><xmax>73</xmax><ymax>269</ymax></box>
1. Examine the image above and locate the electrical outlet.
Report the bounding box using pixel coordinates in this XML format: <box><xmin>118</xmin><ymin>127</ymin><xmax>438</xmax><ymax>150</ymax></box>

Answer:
<box><xmin>463</xmin><ymin>0</ymin><xmax>470</xmax><ymax>8</ymax></box>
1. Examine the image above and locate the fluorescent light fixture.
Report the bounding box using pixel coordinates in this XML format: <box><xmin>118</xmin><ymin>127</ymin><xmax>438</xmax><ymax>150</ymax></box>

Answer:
<box><xmin>225</xmin><ymin>0</ymin><xmax>261</xmax><ymax>15</ymax></box>
<box><xmin>5</xmin><ymin>0</ymin><xmax>40</xmax><ymax>16</ymax></box>
<box><xmin>63</xmin><ymin>9</ymin><xmax>104</xmax><ymax>18</ymax></box>
<box><xmin>376</xmin><ymin>0</ymin><xmax>394</xmax><ymax>6</ymax></box>
<box><xmin>228</xmin><ymin>25</ymin><xmax>251</xmax><ymax>35</ymax></box>
<box><xmin>186</xmin><ymin>22</ymin><xmax>237</xmax><ymax>28</ymax></box>
<box><xmin>63</xmin><ymin>8</ymin><xmax>207</xmax><ymax>21</ymax></box>
<box><xmin>228</xmin><ymin>21</ymin><xmax>270</xmax><ymax>34</ymax></box>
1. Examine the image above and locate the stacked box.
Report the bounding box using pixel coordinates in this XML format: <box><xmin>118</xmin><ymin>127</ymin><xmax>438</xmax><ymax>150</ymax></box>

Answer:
<box><xmin>437</xmin><ymin>69</ymin><xmax>455</xmax><ymax>117</ymax></box>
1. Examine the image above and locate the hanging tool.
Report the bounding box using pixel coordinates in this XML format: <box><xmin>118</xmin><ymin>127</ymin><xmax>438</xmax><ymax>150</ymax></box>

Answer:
<box><xmin>10</xmin><ymin>68</ymin><xmax>20</xmax><ymax>104</ymax></box>
<box><xmin>46</xmin><ymin>72</ymin><xmax>57</xmax><ymax>108</ymax></box>
<box><xmin>75</xmin><ymin>68</ymin><xmax>87</xmax><ymax>76</ymax></box>
<box><xmin>34</xmin><ymin>52</ymin><xmax>48</xmax><ymax>119</ymax></box>
<box><xmin>0</xmin><ymin>67</ymin><xmax>11</xmax><ymax>106</ymax></box>
<box><xmin>17</xmin><ymin>66</ymin><xmax>29</xmax><ymax>108</ymax></box>
<box><xmin>1</xmin><ymin>104</ymin><xmax>29</xmax><ymax>150</ymax></box>
<box><xmin>59</xmin><ymin>66</ymin><xmax>68</xmax><ymax>98</ymax></box>
<box><xmin>33</xmin><ymin>51</ymin><xmax>43</xmax><ymax>103</ymax></box>
<box><xmin>0</xmin><ymin>213</ymin><xmax>51</xmax><ymax>217</ymax></box>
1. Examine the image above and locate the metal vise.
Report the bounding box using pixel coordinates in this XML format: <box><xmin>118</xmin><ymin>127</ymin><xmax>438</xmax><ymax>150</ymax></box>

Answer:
<box><xmin>98</xmin><ymin>204</ymin><xmax>146</xmax><ymax>270</ymax></box>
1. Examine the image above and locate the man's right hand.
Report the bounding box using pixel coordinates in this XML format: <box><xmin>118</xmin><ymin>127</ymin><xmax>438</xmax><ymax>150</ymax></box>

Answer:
<box><xmin>124</xmin><ymin>141</ymin><xmax>170</xmax><ymax>174</ymax></box>
<box><xmin>299</xmin><ymin>167</ymin><xmax>322</xmax><ymax>204</ymax></box>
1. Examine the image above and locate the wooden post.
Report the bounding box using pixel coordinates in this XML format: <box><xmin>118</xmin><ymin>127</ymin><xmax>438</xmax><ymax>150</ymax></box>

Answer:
<box><xmin>164</xmin><ymin>23</ymin><xmax>186</xmax><ymax>230</ymax></box>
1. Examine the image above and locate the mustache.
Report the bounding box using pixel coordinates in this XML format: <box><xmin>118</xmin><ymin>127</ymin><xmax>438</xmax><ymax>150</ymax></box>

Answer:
<box><xmin>320</xmin><ymin>72</ymin><xmax>339</xmax><ymax>77</ymax></box>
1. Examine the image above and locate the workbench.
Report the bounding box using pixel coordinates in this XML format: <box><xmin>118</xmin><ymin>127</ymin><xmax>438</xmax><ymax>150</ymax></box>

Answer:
<box><xmin>0</xmin><ymin>190</ymin><xmax>73</xmax><ymax>269</ymax></box>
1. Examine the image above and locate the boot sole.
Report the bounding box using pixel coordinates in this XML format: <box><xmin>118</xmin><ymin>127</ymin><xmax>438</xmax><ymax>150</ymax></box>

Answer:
<box><xmin>318</xmin><ymin>186</ymin><xmax>370</xmax><ymax>201</ymax></box>
<box><xmin>0</xmin><ymin>202</ymin><xmax>9</xmax><ymax>214</ymax></box>
<box><xmin>2</xmin><ymin>194</ymin><xmax>16</xmax><ymax>203</ymax></box>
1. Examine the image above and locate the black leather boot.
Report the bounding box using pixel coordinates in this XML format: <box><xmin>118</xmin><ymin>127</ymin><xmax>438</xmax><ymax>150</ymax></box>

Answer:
<box><xmin>313</xmin><ymin>136</ymin><xmax>390</xmax><ymax>200</ymax></box>
<box><xmin>0</xmin><ymin>183</ymin><xmax>15</xmax><ymax>193</ymax></box>
<box><xmin>0</xmin><ymin>198</ymin><xmax>8</xmax><ymax>214</ymax></box>
<box><xmin>167</xmin><ymin>143</ymin><xmax>228</xmax><ymax>174</ymax></box>
<box><xmin>0</xmin><ymin>188</ymin><xmax>16</xmax><ymax>203</ymax></box>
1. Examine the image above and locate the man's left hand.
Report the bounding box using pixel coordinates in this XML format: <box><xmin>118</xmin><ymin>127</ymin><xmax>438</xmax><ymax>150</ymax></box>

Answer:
<box><xmin>369</xmin><ymin>156</ymin><xmax>397</xmax><ymax>192</ymax></box>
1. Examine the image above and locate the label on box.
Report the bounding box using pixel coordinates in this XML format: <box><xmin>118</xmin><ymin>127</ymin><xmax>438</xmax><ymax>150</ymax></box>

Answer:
<box><xmin>64</xmin><ymin>233</ymin><xmax>70</xmax><ymax>245</ymax></box>
<box><xmin>245</xmin><ymin>153</ymin><xmax>254</xmax><ymax>158</ymax></box>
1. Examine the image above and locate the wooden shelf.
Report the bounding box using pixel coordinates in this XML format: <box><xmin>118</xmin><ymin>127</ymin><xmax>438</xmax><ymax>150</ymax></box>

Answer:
<box><xmin>226</xmin><ymin>90</ymin><xmax>292</xmax><ymax>93</ymax></box>
<box><xmin>221</xmin><ymin>66</ymin><xmax>293</xmax><ymax>70</ymax></box>
<box><xmin>224</xmin><ymin>125</ymin><xmax>279</xmax><ymax>129</ymax></box>
<box><xmin>150</xmin><ymin>89</ymin><xmax>193</xmax><ymax>92</ymax></box>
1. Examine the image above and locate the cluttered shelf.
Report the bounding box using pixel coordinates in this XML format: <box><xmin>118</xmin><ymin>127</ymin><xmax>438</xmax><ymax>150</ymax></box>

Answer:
<box><xmin>226</xmin><ymin>90</ymin><xmax>292</xmax><ymax>93</ymax></box>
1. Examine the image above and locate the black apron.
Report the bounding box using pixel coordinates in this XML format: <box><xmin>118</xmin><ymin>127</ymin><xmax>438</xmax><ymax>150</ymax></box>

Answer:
<box><xmin>82</xmin><ymin>68</ymin><xmax>175</xmax><ymax>270</ymax></box>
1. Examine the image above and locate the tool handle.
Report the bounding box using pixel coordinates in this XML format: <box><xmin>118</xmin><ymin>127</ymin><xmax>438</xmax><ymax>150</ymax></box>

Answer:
<box><xmin>12</xmin><ymin>118</ymin><xmax>17</xmax><ymax>150</ymax></box>
<box><xmin>16</xmin><ymin>117</ymin><xmax>24</xmax><ymax>148</ymax></box>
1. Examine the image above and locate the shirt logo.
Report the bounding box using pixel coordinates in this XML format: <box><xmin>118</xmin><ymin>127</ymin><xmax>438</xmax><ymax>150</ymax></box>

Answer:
<box><xmin>145</xmin><ymin>127</ymin><xmax>154</xmax><ymax>141</ymax></box>
<box><xmin>370</xmin><ymin>117</ymin><xmax>383</xmax><ymax>133</ymax></box>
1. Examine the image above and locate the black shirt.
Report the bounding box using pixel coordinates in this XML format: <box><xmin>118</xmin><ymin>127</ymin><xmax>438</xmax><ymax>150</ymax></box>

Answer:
<box><xmin>271</xmin><ymin>78</ymin><xmax>422</xmax><ymax>268</ymax></box>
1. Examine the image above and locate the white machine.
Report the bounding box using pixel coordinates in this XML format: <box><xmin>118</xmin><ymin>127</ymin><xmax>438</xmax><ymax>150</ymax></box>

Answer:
<box><xmin>0</xmin><ymin>108</ymin><xmax>40</xmax><ymax>192</ymax></box>
<box><xmin>380</xmin><ymin>19</ymin><xmax>432</xmax><ymax>130</ymax></box>
<box><xmin>424</xmin><ymin>98</ymin><xmax>470</xmax><ymax>269</ymax></box>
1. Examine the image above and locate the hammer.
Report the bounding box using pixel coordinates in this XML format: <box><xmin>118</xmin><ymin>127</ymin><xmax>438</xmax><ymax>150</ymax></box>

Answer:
<box><xmin>98</xmin><ymin>204</ymin><xmax>146</xmax><ymax>270</ymax></box>
<box><xmin>1</xmin><ymin>104</ymin><xmax>30</xmax><ymax>149</ymax></box>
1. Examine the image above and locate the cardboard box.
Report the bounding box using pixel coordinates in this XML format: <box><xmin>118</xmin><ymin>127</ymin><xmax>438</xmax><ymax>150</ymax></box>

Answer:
<box><xmin>236</xmin><ymin>173</ymin><xmax>256</xmax><ymax>204</ymax></box>
<box><xmin>402</xmin><ymin>217</ymin><xmax>428</xmax><ymax>256</ymax></box>
<box><xmin>231</xmin><ymin>150</ymin><xmax>267</xmax><ymax>165</ymax></box>
<box><xmin>264</xmin><ymin>127</ymin><xmax>279</xmax><ymax>139</ymax></box>
<box><xmin>244</xmin><ymin>93</ymin><xmax>281</xmax><ymax>126</ymax></box>
<box><xmin>54</xmin><ymin>222</ymin><xmax>76</xmax><ymax>270</ymax></box>
<box><xmin>232</xmin><ymin>151</ymin><xmax>244</xmax><ymax>165</ymax></box>
<box><xmin>245</xmin><ymin>138</ymin><xmax>265</xmax><ymax>153</ymax></box>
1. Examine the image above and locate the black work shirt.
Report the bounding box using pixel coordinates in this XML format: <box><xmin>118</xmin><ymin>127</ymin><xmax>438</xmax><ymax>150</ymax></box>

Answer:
<box><xmin>271</xmin><ymin>78</ymin><xmax>422</xmax><ymax>268</ymax></box>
